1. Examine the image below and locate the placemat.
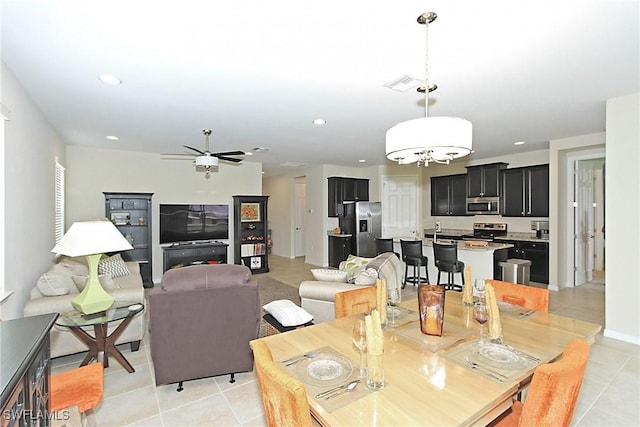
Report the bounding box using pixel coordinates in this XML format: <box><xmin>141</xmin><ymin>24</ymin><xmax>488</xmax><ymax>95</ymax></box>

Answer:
<box><xmin>441</xmin><ymin>340</ymin><xmax>538</xmax><ymax>383</ymax></box>
<box><xmin>497</xmin><ymin>302</ymin><xmax>540</xmax><ymax>320</ymax></box>
<box><xmin>386</xmin><ymin>307</ymin><xmax>418</xmax><ymax>328</ymax></box>
<box><xmin>389</xmin><ymin>319</ymin><xmax>475</xmax><ymax>352</ymax></box>
<box><xmin>279</xmin><ymin>345</ymin><xmax>374</xmax><ymax>413</ymax></box>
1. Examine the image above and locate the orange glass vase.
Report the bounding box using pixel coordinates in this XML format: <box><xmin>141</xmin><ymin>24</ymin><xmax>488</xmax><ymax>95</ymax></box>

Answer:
<box><xmin>418</xmin><ymin>284</ymin><xmax>445</xmax><ymax>336</ymax></box>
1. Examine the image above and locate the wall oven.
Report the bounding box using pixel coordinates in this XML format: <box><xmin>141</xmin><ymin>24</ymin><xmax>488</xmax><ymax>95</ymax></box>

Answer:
<box><xmin>466</xmin><ymin>197</ymin><xmax>500</xmax><ymax>215</ymax></box>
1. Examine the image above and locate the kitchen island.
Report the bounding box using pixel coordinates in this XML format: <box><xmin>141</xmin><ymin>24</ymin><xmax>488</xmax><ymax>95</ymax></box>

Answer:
<box><xmin>393</xmin><ymin>238</ymin><xmax>512</xmax><ymax>286</ymax></box>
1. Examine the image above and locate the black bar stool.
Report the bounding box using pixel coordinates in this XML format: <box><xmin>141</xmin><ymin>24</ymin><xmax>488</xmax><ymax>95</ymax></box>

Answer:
<box><xmin>433</xmin><ymin>242</ymin><xmax>465</xmax><ymax>291</ymax></box>
<box><xmin>400</xmin><ymin>239</ymin><xmax>430</xmax><ymax>289</ymax></box>
<box><xmin>375</xmin><ymin>238</ymin><xmax>400</xmax><ymax>258</ymax></box>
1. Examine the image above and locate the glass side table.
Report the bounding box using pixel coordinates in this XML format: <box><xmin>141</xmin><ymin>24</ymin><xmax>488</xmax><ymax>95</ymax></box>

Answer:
<box><xmin>55</xmin><ymin>301</ymin><xmax>144</xmax><ymax>373</ymax></box>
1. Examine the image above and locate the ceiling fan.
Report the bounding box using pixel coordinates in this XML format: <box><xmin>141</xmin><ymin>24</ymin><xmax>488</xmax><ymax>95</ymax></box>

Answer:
<box><xmin>164</xmin><ymin>129</ymin><xmax>245</xmax><ymax>178</ymax></box>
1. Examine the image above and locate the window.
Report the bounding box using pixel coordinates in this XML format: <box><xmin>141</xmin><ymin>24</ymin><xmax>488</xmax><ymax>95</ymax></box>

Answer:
<box><xmin>55</xmin><ymin>159</ymin><xmax>65</xmax><ymax>243</ymax></box>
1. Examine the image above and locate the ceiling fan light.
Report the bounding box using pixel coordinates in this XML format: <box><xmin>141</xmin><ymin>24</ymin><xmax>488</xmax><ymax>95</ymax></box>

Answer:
<box><xmin>195</xmin><ymin>155</ymin><xmax>219</xmax><ymax>167</ymax></box>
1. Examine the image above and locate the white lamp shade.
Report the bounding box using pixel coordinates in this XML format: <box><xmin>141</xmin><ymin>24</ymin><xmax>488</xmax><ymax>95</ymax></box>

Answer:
<box><xmin>385</xmin><ymin>116</ymin><xmax>472</xmax><ymax>163</ymax></box>
<box><xmin>195</xmin><ymin>155</ymin><xmax>219</xmax><ymax>167</ymax></box>
<box><xmin>52</xmin><ymin>220</ymin><xmax>133</xmax><ymax>257</ymax></box>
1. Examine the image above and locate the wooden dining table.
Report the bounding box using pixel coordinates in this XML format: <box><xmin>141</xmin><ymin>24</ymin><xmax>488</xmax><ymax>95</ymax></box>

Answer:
<box><xmin>251</xmin><ymin>292</ymin><xmax>601</xmax><ymax>426</ymax></box>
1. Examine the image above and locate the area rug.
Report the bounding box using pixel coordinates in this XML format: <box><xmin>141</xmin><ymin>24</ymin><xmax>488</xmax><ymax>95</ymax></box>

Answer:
<box><xmin>257</xmin><ymin>276</ymin><xmax>301</xmax><ymax>338</ymax></box>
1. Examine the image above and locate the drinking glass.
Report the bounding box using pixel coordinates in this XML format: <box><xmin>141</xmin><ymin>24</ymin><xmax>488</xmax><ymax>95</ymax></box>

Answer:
<box><xmin>473</xmin><ymin>279</ymin><xmax>486</xmax><ymax>303</ymax></box>
<box><xmin>474</xmin><ymin>301</ymin><xmax>489</xmax><ymax>345</ymax></box>
<box><xmin>387</xmin><ymin>287</ymin><xmax>402</xmax><ymax>326</ymax></box>
<box><xmin>352</xmin><ymin>319</ymin><xmax>367</xmax><ymax>377</ymax></box>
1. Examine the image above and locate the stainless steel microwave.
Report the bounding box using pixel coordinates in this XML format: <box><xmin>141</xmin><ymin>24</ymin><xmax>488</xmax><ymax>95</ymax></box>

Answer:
<box><xmin>466</xmin><ymin>197</ymin><xmax>500</xmax><ymax>215</ymax></box>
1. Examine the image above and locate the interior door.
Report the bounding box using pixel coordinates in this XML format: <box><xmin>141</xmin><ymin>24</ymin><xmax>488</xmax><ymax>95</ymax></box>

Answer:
<box><xmin>294</xmin><ymin>177</ymin><xmax>306</xmax><ymax>257</ymax></box>
<box><xmin>382</xmin><ymin>176</ymin><xmax>418</xmax><ymax>239</ymax></box>
<box><xmin>574</xmin><ymin>160</ymin><xmax>594</xmax><ymax>285</ymax></box>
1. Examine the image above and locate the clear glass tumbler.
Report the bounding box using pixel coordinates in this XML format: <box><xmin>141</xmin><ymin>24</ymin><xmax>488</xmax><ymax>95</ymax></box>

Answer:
<box><xmin>366</xmin><ymin>351</ymin><xmax>384</xmax><ymax>391</ymax></box>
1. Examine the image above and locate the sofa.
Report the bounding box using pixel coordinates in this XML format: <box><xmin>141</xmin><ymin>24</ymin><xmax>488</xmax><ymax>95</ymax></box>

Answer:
<box><xmin>24</xmin><ymin>254</ymin><xmax>146</xmax><ymax>359</ymax></box>
<box><xmin>299</xmin><ymin>252</ymin><xmax>404</xmax><ymax>323</ymax></box>
<box><xmin>148</xmin><ymin>264</ymin><xmax>260</xmax><ymax>389</ymax></box>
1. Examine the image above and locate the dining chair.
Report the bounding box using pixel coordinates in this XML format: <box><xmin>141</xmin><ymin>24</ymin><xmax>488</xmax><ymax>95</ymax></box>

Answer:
<box><xmin>252</xmin><ymin>340</ymin><xmax>314</xmax><ymax>427</ymax></box>
<box><xmin>490</xmin><ymin>338</ymin><xmax>590</xmax><ymax>427</ymax></box>
<box><xmin>485</xmin><ymin>279</ymin><xmax>549</xmax><ymax>312</ymax></box>
<box><xmin>433</xmin><ymin>242</ymin><xmax>465</xmax><ymax>291</ymax></box>
<box><xmin>375</xmin><ymin>237</ymin><xmax>400</xmax><ymax>258</ymax></box>
<box><xmin>334</xmin><ymin>286</ymin><xmax>378</xmax><ymax>318</ymax></box>
<box><xmin>400</xmin><ymin>239</ymin><xmax>430</xmax><ymax>289</ymax></box>
<box><xmin>50</xmin><ymin>362</ymin><xmax>104</xmax><ymax>427</ymax></box>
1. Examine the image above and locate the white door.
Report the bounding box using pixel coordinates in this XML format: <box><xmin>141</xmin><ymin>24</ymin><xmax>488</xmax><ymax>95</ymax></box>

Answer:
<box><xmin>382</xmin><ymin>176</ymin><xmax>418</xmax><ymax>239</ymax></box>
<box><xmin>294</xmin><ymin>177</ymin><xmax>306</xmax><ymax>257</ymax></box>
<box><xmin>574</xmin><ymin>160</ymin><xmax>594</xmax><ymax>285</ymax></box>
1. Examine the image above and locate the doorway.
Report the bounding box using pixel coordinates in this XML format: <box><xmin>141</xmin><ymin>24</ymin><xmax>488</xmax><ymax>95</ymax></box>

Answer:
<box><xmin>381</xmin><ymin>175</ymin><xmax>419</xmax><ymax>238</ymax></box>
<box><xmin>572</xmin><ymin>157</ymin><xmax>605</xmax><ymax>286</ymax></box>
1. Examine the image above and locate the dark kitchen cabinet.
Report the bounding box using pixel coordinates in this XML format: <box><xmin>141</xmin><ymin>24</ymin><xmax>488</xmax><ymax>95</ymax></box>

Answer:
<box><xmin>328</xmin><ymin>177</ymin><xmax>369</xmax><ymax>217</ymax></box>
<box><xmin>328</xmin><ymin>235</ymin><xmax>351</xmax><ymax>268</ymax></box>
<box><xmin>501</xmin><ymin>164</ymin><xmax>549</xmax><ymax>217</ymax></box>
<box><xmin>466</xmin><ymin>163</ymin><xmax>508</xmax><ymax>198</ymax></box>
<box><xmin>495</xmin><ymin>239</ymin><xmax>549</xmax><ymax>284</ymax></box>
<box><xmin>431</xmin><ymin>174</ymin><xmax>468</xmax><ymax>216</ymax></box>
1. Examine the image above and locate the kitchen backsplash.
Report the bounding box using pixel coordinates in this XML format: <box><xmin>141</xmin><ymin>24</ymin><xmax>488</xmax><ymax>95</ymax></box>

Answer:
<box><xmin>426</xmin><ymin>215</ymin><xmax>549</xmax><ymax>234</ymax></box>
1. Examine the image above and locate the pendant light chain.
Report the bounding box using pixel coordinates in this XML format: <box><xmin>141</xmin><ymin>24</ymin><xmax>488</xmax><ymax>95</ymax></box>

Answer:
<box><xmin>424</xmin><ymin>15</ymin><xmax>430</xmax><ymax>119</ymax></box>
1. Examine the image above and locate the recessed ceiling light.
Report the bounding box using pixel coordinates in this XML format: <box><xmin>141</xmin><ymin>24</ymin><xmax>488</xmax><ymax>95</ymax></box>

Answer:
<box><xmin>514</xmin><ymin>141</ymin><xmax>526</xmax><ymax>146</ymax></box>
<box><xmin>359</xmin><ymin>159</ymin><xmax>366</xmax><ymax>163</ymax></box>
<box><xmin>312</xmin><ymin>119</ymin><xmax>326</xmax><ymax>125</ymax></box>
<box><xmin>99</xmin><ymin>74</ymin><xmax>122</xmax><ymax>85</ymax></box>
<box><xmin>244</xmin><ymin>151</ymin><xmax>253</xmax><ymax>156</ymax></box>
<box><xmin>106</xmin><ymin>135</ymin><xmax>119</xmax><ymax>141</ymax></box>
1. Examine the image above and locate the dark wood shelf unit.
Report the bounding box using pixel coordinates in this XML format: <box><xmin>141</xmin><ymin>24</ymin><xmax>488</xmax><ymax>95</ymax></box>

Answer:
<box><xmin>162</xmin><ymin>242</ymin><xmax>229</xmax><ymax>272</ymax></box>
<box><xmin>104</xmin><ymin>192</ymin><xmax>153</xmax><ymax>287</ymax></box>
<box><xmin>233</xmin><ymin>195</ymin><xmax>270</xmax><ymax>274</ymax></box>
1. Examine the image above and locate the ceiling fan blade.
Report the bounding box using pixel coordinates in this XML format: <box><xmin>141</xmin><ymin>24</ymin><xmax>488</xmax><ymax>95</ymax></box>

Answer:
<box><xmin>215</xmin><ymin>155</ymin><xmax>243</xmax><ymax>163</ymax></box>
<box><xmin>183</xmin><ymin>145</ymin><xmax>205</xmax><ymax>155</ymax></box>
<box><xmin>161</xmin><ymin>153</ymin><xmax>195</xmax><ymax>157</ymax></box>
<box><xmin>213</xmin><ymin>150</ymin><xmax>246</xmax><ymax>156</ymax></box>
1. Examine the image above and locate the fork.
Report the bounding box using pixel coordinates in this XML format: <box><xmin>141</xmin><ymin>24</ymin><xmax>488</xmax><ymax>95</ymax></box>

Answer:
<box><xmin>282</xmin><ymin>351</ymin><xmax>318</xmax><ymax>366</ymax></box>
<box><xmin>503</xmin><ymin>344</ymin><xmax>540</xmax><ymax>362</ymax></box>
<box><xmin>464</xmin><ymin>357</ymin><xmax>507</xmax><ymax>381</ymax></box>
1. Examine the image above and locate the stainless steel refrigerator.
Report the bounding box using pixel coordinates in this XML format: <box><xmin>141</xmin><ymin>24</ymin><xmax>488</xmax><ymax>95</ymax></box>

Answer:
<box><xmin>339</xmin><ymin>201</ymin><xmax>382</xmax><ymax>257</ymax></box>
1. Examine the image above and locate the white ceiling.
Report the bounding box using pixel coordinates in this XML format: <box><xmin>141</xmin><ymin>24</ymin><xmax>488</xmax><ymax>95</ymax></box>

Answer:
<box><xmin>2</xmin><ymin>1</ymin><xmax>639</xmax><ymax>176</ymax></box>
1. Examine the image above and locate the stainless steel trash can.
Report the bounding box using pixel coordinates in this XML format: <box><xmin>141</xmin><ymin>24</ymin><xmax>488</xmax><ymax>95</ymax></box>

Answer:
<box><xmin>499</xmin><ymin>259</ymin><xmax>531</xmax><ymax>285</ymax></box>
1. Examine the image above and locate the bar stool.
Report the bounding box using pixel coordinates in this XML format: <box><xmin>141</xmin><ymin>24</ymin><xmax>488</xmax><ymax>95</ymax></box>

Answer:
<box><xmin>400</xmin><ymin>239</ymin><xmax>430</xmax><ymax>289</ymax></box>
<box><xmin>433</xmin><ymin>242</ymin><xmax>465</xmax><ymax>291</ymax></box>
<box><xmin>375</xmin><ymin>238</ymin><xmax>400</xmax><ymax>258</ymax></box>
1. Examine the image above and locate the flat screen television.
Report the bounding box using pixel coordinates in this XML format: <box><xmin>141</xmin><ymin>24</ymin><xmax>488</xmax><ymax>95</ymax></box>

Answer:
<box><xmin>159</xmin><ymin>204</ymin><xmax>229</xmax><ymax>244</ymax></box>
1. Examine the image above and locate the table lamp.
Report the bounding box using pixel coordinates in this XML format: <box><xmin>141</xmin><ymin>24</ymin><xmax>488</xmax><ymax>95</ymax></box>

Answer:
<box><xmin>52</xmin><ymin>219</ymin><xmax>133</xmax><ymax>314</ymax></box>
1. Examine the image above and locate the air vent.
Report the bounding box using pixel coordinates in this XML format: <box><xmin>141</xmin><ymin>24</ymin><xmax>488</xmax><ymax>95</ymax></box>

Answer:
<box><xmin>383</xmin><ymin>75</ymin><xmax>423</xmax><ymax>92</ymax></box>
<box><xmin>280</xmin><ymin>162</ymin><xmax>306</xmax><ymax>168</ymax></box>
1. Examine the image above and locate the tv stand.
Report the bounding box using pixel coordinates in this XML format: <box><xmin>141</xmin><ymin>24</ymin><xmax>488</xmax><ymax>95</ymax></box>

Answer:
<box><xmin>163</xmin><ymin>242</ymin><xmax>228</xmax><ymax>272</ymax></box>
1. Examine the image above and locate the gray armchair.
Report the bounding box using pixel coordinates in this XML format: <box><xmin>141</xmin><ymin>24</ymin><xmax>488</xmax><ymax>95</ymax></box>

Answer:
<box><xmin>149</xmin><ymin>264</ymin><xmax>260</xmax><ymax>391</ymax></box>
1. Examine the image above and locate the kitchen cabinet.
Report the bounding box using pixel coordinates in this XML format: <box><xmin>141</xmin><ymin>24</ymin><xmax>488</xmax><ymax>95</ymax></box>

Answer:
<box><xmin>495</xmin><ymin>239</ymin><xmax>549</xmax><ymax>284</ymax></box>
<box><xmin>328</xmin><ymin>177</ymin><xmax>369</xmax><ymax>217</ymax></box>
<box><xmin>328</xmin><ymin>235</ymin><xmax>351</xmax><ymax>268</ymax></box>
<box><xmin>501</xmin><ymin>164</ymin><xmax>549</xmax><ymax>217</ymax></box>
<box><xmin>233</xmin><ymin>195</ymin><xmax>269</xmax><ymax>273</ymax></box>
<box><xmin>430</xmin><ymin>174</ymin><xmax>468</xmax><ymax>216</ymax></box>
<box><xmin>466</xmin><ymin>163</ymin><xmax>508</xmax><ymax>198</ymax></box>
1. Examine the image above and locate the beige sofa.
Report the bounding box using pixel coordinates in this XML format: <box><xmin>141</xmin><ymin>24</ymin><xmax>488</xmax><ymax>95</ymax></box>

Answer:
<box><xmin>24</xmin><ymin>256</ymin><xmax>146</xmax><ymax>359</ymax></box>
<box><xmin>299</xmin><ymin>252</ymin><xmax>404</xmax><ymax>323</ymax></box>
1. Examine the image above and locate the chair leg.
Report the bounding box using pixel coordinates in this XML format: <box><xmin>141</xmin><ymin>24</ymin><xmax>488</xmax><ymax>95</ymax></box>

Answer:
<box><xmin>229</xmin><ymin>373</ymin><xmax>236</xmax><ymax>383</ymax></box>
<box><xmin>177</xmin><ymin>381</ymin><xmax>184</xmax><ymax>392</ymax></box>
<box><xmin>403</xmin><ymin>263</ymin><xmax>409</xmax><ymax>289</ymax></box>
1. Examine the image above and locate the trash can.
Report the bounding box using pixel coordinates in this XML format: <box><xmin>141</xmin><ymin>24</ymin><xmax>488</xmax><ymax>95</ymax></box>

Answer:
<box><xmin>499</xmin><ymin>259</ymin><xmax>532</xmax><ymax>285</ymax></box>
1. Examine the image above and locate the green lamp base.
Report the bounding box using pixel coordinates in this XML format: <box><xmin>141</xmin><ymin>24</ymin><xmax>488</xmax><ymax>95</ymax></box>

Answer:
<box><xmin>71</xmin><ymin>253</ymin><xmax>115</xmax><ymax>315</ymax></box>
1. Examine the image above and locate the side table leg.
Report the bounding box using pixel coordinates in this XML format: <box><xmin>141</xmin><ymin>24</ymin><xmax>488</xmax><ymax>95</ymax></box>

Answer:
<box><xmin>103</xmin><ymin>317</ymin><xmax>136</xmax><ymax>373</ymax></box>
<box><xmin>67</xmin><ymin>327</ymin><xmax>99</xmax><ymax>366</ymax></box>
<box><xmin>95</xmin><ymin>323</ymin><xmax>109</xmax><ymax>368</ymax></box>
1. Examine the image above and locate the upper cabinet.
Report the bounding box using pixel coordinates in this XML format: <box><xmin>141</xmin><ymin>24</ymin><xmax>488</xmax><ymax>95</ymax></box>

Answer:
<box><xmin>430</xmin><ymin>174</ymin><xmax>468</xmax><ymax>216</ymax></box>
<box><xmin>501</xmin><ymin>164</ymin><xmax>549</xmax><ymax>217</ymax></box>
<box><xmin>328</xmin><ymin>177</ymin><xmax>369</xmax><ymax>217</ymax></box>
<box><xmin>466</xmin><ymin>163</ymin><xmax>508</xmax><ymax>198</ymax></box>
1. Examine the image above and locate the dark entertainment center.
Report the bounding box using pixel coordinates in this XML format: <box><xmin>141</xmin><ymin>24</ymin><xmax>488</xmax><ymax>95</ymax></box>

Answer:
<box><xmin>162</xmin><ymin>241</ymin><xmax>229</xmax><ymax>272</ymax></box>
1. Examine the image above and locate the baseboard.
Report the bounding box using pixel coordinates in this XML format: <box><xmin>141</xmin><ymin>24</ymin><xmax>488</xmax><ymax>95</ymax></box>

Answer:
<box><xmin>603</xmin><ymin>328</ymin><xmax>640</xmax><ymax>345</ymax></box>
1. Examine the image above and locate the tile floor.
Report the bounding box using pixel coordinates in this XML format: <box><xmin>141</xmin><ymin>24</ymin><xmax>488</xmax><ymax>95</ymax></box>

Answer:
<box><xmin>51</xmin><ymin>257</ymin><xmax>639</xmax><ymax>426</ymax></box>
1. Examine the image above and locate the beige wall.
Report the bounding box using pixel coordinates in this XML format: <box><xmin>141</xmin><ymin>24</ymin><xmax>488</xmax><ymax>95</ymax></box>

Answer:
<box><xmin>1</xmin><ymin>63</ymin><xmax>66</xmax><ymax>319</ymax></box>
<box><xmin>65</xmin><ymin>145</ymin><xmax>263</xmax><ymax>283</ymax></box>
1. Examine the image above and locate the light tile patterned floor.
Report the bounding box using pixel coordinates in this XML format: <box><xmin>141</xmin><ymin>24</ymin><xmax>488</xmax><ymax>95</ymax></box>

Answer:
<box><xmin>50</xmin><ymin>257</ymin><xmax>639</xmax><ymax>426</ymax></box>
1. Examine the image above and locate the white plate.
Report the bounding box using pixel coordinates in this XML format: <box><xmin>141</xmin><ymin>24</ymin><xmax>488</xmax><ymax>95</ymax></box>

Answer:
<box><xmin>477</xmin><ymin>344</ymin><xmax>521</xmax><ymax>365</ymax></box>
<box><xmin>295</xmin><ymin>353</ymin><xmax>353</xmax><ymax>387</ymax></box>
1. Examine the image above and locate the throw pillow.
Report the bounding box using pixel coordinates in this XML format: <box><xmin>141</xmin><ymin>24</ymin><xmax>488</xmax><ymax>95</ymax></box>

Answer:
<box><xmin>71</xmin><ymin>274</ymin><xmax>118</xmax><ymax>291</ymax></box>
<box><xmin>263</xmin><ymin>299</ymin><xmax>314</xmax><ymax>327</ymax></box>
<box><xmin>310</xmin><ymin>268</ymin><xmax>348</xmax><ymax>283</ymax></box>
<box><xmin>341</xmin><ymin>255</ymin><xmax>373</xmax><ymax>280</ymax></box>
<box><xmin>98</xmin><ymin>253</ymin><xmax>131</xmax><ymax>278</ymax></box>
<box><xmin>36</xmin><ymin>272</ymin><xmax>72</xmax><ymax>296</ymax></box>
<box><xmin>353</xmin><ymin>267</ymin><xmax>378</xmax><ymax>285</ymax></box>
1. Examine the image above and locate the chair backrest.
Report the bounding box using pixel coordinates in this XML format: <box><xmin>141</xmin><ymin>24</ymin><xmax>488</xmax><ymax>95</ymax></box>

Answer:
<box><xmin>433</xmin><ymin>242</ymin><xmax>458</xmax><ymax>265</ymax></box>
<box><xmin>375</xmin><ymin>238</ymin><xmax>394</xmax><ymax>256</ymax></box>
<box><xmin>400</xmin><ymin>239</ymin><xmax>424</xmax><ymax>260</ymax></box>
<box><xmin>252</xmin><ymin>341</ymin><xmax>313</xmax><ymax>427</ymax></box>
<box><xmin>485</xmin><ymin>279</ymin><xmax>549</xmax><ymax>313</ymax></box>
<box><xmin>334</xmin><ymin>286</ymin><xmax>377</xmax><ymax>318</ymax></box>
<box><xmin>519</xmin><ymin>339</ymin><xmax>590</xmax><ymax>426</ymax></box>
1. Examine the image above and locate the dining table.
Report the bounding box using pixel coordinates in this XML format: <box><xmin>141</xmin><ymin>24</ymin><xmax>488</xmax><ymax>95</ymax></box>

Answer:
<box><xmin>250</xmin><ymin>292</ymin><xmax>601</xmax><ymax>426</ymax></box>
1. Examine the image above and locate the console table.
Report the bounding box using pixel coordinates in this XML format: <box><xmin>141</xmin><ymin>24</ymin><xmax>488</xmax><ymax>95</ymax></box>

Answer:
<box><xmin>162</xmin><ymin>242</ymin><xmax>228</xmax><ymax>272</ymax></box>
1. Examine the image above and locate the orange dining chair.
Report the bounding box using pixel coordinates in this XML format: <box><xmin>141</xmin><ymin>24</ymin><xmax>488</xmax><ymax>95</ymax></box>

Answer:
<box><xmin>50</xmin><ymin>362</ymin><xmax>104</xmax><ymax>426</ymax></box>
<box><xmin>490</xmin><ymin>338</ymin><xmax>590</xmax><ymax>427</ymax></box>
<box><xmin>485</xmin><ymin>279</ymin><xmax>549</xmax><ymax>313</ymax></box>
<box><xmin>252</xmin><ymin>340</ymin><xmax>314</xmax><ymax>427</ymax></box>
<box><xmin>334</xmin><ymin>286</ymin><xmax>377</xmax><ymax>318</ymax></box>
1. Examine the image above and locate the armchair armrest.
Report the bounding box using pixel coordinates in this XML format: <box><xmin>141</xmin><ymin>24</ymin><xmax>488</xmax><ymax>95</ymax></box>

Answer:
<box><xmin>299</xmin><ymin>281</ymin><xmax>369</xmax><ymax>303</ymax></box>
